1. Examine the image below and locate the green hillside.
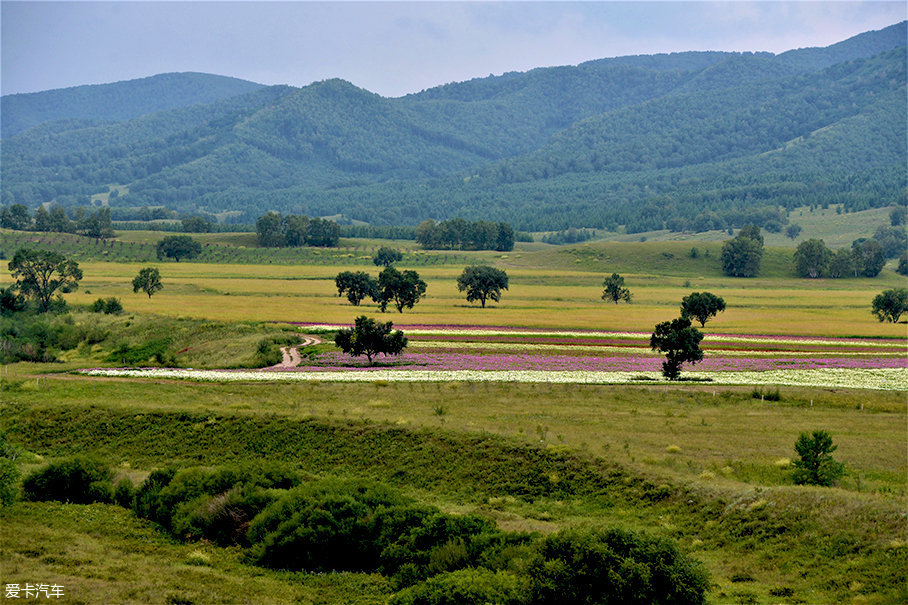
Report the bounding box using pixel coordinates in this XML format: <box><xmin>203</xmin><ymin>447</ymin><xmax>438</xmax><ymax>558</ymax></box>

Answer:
<box><xmin>1</xmin><ymin>23</ymin><xmax>905</xmax><ymax>232</ymax></box>
<box><xmin>0</xmin><ymin>72</ymin><xmax>265</xmax><ymax>138</ymax></box>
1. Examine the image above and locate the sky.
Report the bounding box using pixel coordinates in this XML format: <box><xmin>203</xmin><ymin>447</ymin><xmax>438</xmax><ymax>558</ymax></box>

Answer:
<box><xmin>2</xmin><ymin>1</ymin><xmax>905</xmax><ymax>98</ymax></box>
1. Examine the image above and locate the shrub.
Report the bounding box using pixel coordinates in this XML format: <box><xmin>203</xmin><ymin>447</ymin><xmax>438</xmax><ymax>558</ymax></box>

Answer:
<box><xmin>0</xmin><ymin>458</ymin><xmax>21</xmax><ymax>507</ymax></box>
<box><xmin>248</xmin><ymin>478</ymin><xmax>410</xmax><ymax>572</ymax></box>
<box><xmin>113</xmin><ymin>477</ymin><xmax>135</xmax><ymax>508</ymax></box>
<box><xmin>171</xmin><ymin>484</ymin><xmax>278</xmax><ymax>546</ymax></box>
<box><xmin>525</xmin><ymin>528</ymin><xmax>710</xmax><ymax>605</ymax></box>
<box><xmin>22</xmin><ymin>456</ymin><xmax>113</xmax><ymax>504</ymax></box>
<box><xmin>389</xmin><ymin>568</ymin><xmax>526</xmax><ymax>605</ymax></box>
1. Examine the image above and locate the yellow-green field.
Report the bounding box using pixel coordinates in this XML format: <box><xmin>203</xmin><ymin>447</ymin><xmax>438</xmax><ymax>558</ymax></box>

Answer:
<box><xmin>9</xmin><ymin>259</ymin><xmax>902</xmax><ymax>338</ymax></box>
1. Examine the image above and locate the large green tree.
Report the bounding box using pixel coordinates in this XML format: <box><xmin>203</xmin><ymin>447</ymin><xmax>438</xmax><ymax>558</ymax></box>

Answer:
<box><xmin>156</xmin><ymin>235</ymin><xmax>202</xmax><ymax>262</ymax></box>
<box><xmin>376</xmin><ymin>267</ymin><xmax>427</xmax><ymax>313</ymax></box>
<box><xmin>335</xmin><ymin>271</ymin><xmax>377</xmax><ymax>306</ymax></box>
<box><xmin>132</xmin><ymin>267</ymin><xmax>163</xmax><ymax>298</ymax></box>
<box><xmin>871</xmin><ymin>288</ymin><xmax>908</xmax><ymax>323</ymax></box>
<box><xmin>8</xmin><ymin>248</ymin><xmax>83</xmax><ymax>312</ymax></box>
<box><xmin>334</xmin><ymin>316</ymin><xmax>407</xmax><ymax>365</ymax></box>
<box><xmin>721</xmin><ymin>226</ymin><xmax>763</xmax><ymax>277</ymax></box>
<box><xmin>650</xmin><ymin>317</ymin><xmax>704</xmax><ymax>380</ymax></box>
<box><xmin>457</xmin><ymin>265</ymin><xmax>509</xmax><ymax>308</ymax></box>
<box><xmin>680</xmin><ymin>292</ymin><xmax>726</xmax><ymax>327</ymax></box>
<box><xmin>793</xmin><ymin>239</ymin><xmax>832</xmax><ymax>278</ymax></box>
<box><xmin>373</xmin><ymin>247</ymin><xmax>403</xmax><ymax>267</ymax></box>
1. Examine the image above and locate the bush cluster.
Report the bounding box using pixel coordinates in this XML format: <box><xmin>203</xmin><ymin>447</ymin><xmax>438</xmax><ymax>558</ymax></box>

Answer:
<box><xmin>18</xmin><ymin>457</ymin><xmax>709</xmax><ymax>604</ymax></box>
<box><xmin>90</xmin><ymin>297</ymin><xmax>123</xmax><ymax>314</ymax></box>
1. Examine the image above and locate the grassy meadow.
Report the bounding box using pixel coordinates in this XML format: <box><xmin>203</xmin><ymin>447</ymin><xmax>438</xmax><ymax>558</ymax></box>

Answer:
<box><xmin>1</xmin><ymin>227</ymin><xmax>906</xmax><ymax>604</ymax></box>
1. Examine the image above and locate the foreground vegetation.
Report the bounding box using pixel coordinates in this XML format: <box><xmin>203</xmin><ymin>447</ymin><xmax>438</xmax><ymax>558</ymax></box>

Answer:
<box><xmin>1</xmin><ymin>227</ymin><xmax>905</xmax><ymax>604</ymax></box>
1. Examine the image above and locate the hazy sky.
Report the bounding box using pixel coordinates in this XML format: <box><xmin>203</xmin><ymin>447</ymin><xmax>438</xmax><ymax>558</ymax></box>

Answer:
<box><xmin>2</xmin><ymin>1</ymin><xmax>905</xmax><ymax>97</ymax></box>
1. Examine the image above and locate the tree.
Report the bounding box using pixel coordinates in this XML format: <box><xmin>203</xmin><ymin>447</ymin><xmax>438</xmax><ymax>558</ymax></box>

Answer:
<box><xmin>851</xmin><ymin>239</ymin><xmax>885</xmax><ymax>277</ymax></box>
<box><xmin>792</xmin><ymin>430</ymin><xmax>845</xmax><ymax>486</ymax></box>
<box><xmin>181</xmin><ymin>216</ymin><xmax>213</xmax><ymax>233</ymax></box>
<box><xmin>375</xmin><ymin>267</ymin><xmax>427</xmax><ymax>313</ymax></box>
<box><xmin>827</xmin><ymin>248</ymin><xmax>854</xmax><ymax>278</ymax></box>
<box><xmin>305</xmin><ymin>217</ymin><xmax>340</xmax><ymax>247</ymax></box>
<box><xmin>457</xmin><ymin>265</ymin><xmax>509</xmax><ymax>308</ymax></box>
<box><xmin>785</xmin><ymin>224</ymin><xmax>802</xmax><ymax>240</ymax></box>
<box><xmin>156</xmin><ymin>235</ymin><xmax>202</xmax><ymax>262</ymax></box>
<box><xmin>256</xmin><ymin>212</ymin><xmax>285</xmax><ymax>247</ymax></box>
<box><xmin>680</xmin><ymin>292</ymin><xmax>726</xmax><ymax>327</ymax></box>
<box><xmin>601</xmin><ymin>273</ymin><xmax>631</xmax><ymax>304</ymax></box>
<box><xmin>793</xmin><ymin>239</ymin><xmax>832</xmax><ymax>278</ymax></box>
<box><xmin>8</xmin><ymin>248</ymin><xmax>83</xmax><ymax>312</ymax></box>
<box><xmin>650</xmin><ymin>317</ymin><xmax>704</xmax><ymax>380</ymax></box>
<box><xmin>0</xmin><ymin>204</ymin><xmax>32</xmax><ymax>230</ymax></box>
<box><xmin>132</xmin><ymin>267</ymin><xmax>163</xmax><ymax>298</ymax></box>
<box><xmin>335</xmin><ymin>271</ymin><xmax>377</xmax><ymax>306</ymax></box>
<box><xmin>871</xmin><ymin>288</ymin><xmax>908</xmax><ymax>323</ymax></box>
<box><xmin>334</xmin><ymin>316</ymin><xmax>407</xmax><ymax>365</ymax></box>
<box><xmin>721</xmin><ymin>226</ymin><xmax>763</xmax><ymax>277</ymax></box>
<box><xmin>373</xmin><ymin>247</ymin><xmax>403</xmax><ymax>267</ymax></box>
<box><xmin>890</xmin><ymin>205</ymin><xmax>906</xmax><ymax>227</ymax></box>
<box><xmin>897</xmin><ymin>253</ymin><xmax>908</xmax><ymax>276</ymax></box>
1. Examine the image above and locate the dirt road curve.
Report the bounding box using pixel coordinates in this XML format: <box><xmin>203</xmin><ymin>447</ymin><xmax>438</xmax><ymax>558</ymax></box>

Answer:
<box><xmin>271</xmin><ymin>334</ymin><xmax>321</xmax><ymax>369</ymax></box>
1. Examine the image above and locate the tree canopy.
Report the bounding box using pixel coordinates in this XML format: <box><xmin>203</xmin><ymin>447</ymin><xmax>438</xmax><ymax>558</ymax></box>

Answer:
<box><xmin>793</xmin><ymin>239</ymin><xmax>833</xmax><ymax>278</ymax></box>
<box><xmin>132</xmin><ymin>267</ymin><xmax>163</xmax><ymax>298</ymax></box>
<box><xmin>601</xmin><ymin>273</ymin><xmax>631</xmax><ymax>304</ymax></box>
<box><xmin>376</xmin><ymin>267</ymin><xmax>427</xmax><ymax>313</ymax></box>
<box><xmin>373</xmin><ymin>247</ymin><xmax>403</xmax><ymax>267</ymax></box>
<box><xmin>721</xmin><ymin>226</ymin><xmax>764</xmax><ymax>277</ymax></box>
<box><xmin>334</xmin><ymin>316</ymin><xmax>408</xmax><ymax>365</ymax></box>
<box><xmin>680</xmin><ymin>292</ymin><xmax>726</xmax><ymax>327</ymax></box>
<box><xmin>156</xmin><ymin>235</ymin><xmax>202</xmax><ymax>262</ymax></box>
<box><xmin>650</xmin><ymin>317</ymin><xmax>704</xmax><ymax>380</ymax></box>
<box><xmin>456</xmin><ymin>265</ymin><xmax>509</xmax><ymax>308</ymax></box>
<box><xmin>792</xmin><ymin>430</ymin><xmax>846</xmax><ymax>487</ymax></box>
<box><xmin>8</xmin><ymin>248</ymin><xmax>83</xmax><ymax>312</ymax></box>
<box><xmin>335</xmin><ymin>271</ymin><xmax>377</xmax><ymax>306</ymax></box>
<box><xmin>871</xmin><ymin>288</ymin><xmax>908</xmax><ymax>323</ymax></box>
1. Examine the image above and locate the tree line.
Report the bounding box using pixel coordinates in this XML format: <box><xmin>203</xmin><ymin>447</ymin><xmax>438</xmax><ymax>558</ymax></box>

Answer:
<box><xmin>415</xmin><ymin>218</ymin><xmax>514</xmax><ymax>251</ymax></box>
<box><xmin>255</xmin><ymin>212</ymin><xmax>341</xmax><ymax>247</ymax></box>
<box><xmin>1</xmin><ymin>203</ymin><xmax>114</xmax><ymax>238</ymax></box>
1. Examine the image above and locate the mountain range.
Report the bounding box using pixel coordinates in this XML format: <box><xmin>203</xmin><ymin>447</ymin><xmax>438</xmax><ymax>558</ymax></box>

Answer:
<box><xmin>1</xmin><ymin>21</ymin><xmax>905</xmax><ymax>232</ymax></box>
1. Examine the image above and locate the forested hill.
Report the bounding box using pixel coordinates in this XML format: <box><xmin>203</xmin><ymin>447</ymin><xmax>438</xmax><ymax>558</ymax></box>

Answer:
<box><xmin>0</xmin><ymin>72</ymin><xmax>265</xmax><ymax>138</ymax></box>
<box><xmin>1</xmin><ymin>22</ymin><xmax>905</xmax><ymax>232</ymax></box>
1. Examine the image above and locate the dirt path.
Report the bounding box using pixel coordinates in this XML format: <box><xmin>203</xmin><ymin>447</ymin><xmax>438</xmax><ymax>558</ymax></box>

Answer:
<box><xmin>271</xmin><ymin>334</ymin><xmax>321</xmax><ymax>369</ymax></box>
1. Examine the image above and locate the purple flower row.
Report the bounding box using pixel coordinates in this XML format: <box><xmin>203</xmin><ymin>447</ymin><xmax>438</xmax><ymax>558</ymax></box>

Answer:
<box><xmin>279</xmin><ymin>351</ymin><xmax>908</xmax><ymax>373</ymax></box>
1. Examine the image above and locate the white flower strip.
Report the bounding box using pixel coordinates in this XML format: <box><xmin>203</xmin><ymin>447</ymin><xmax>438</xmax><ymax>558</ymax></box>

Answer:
<box><xmin>80</xmin><ymin>367</ymin><xmax>907</xmax><ymax>391</ymax></box>
<box><xmin>407</xmin><ymin>340</ymin><xmax>904</xmax><ymax>357</ymax></box>
<box><xmin>301</xmin><ymin>325</ymin><xmax>905</xmax><ymax>349</ymax></box>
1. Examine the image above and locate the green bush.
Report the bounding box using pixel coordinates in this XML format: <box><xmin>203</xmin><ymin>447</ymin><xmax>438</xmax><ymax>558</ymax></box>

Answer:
<box><xmin>133</xmin><ymin>463</ymin><xmax>302</xmax><ymax>540</ymax></box>
<box><xmin>22</xmin><ymin>456</ymin><xmax>113</xmax><ymax>504</ymax></box>
<box><xmin>389</xmin><ymin>568</ymin><xmax>526</xmax><ymax>605</ymax></box>
<box><xmin>792</xmin><ymin>430</ymin><xmax>846</xmax><ymax>487</ymax></box>
<box><xmin>525</xmin><ymin>528</ymin><xmax>710</xmax><ymax>605</ymax></box>
<box><xmin>113</xmin><ymin>477</ymin><xmax>135</xmax><ymax>508</ymax></box>
<box><xmin>248</xmin><ymin>478</ymin><xmax>410</xmax><ymax>572</ymax></box>
<box><xmin>0</xmin><ymin>458</ymin><xmax>21</xmax><ymax>507</ymax></box>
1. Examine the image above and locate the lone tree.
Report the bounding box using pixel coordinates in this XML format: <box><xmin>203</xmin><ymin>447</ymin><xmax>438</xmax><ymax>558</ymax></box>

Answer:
<box><xmin>792</xmin><ymin>430</ymin><xmax>846</xmax><ymax>486</ymax></box>
<box><xmin>335</xmin><ymin>271</ymin><xmax>377</xmax><ymax>306</ymax></box>
<box><xmin>601</xmin><ymin>273</ymin><xmax>631</xmax><ymax>304</ymax></box>
<box><xmin>375</xmin><ymin>266</ymin><xmax>427</xmax><ymax>313</ymax></box>
<box><xmin>871</xmin><ymin>288</ymin><xmax>908</xmax><ymax>323</ymax></box>
<box><xmin>8</xmin><ymin>248</ymin><xmax>83</xmax><ymax>312</ymax></box>
<box><xmin>457</xmin><ymin>265</ymin><xmax>509</xmax><ymax>308</ymax></box>
<box><xmin>373</xmin><ymin>247</ymin><xmax>403</xmax><ymax>267</ymax></box>
<box><xmin>132</xmin><ymin>267</ymin><xmax>163</xmax><ymax>298</ymax></box>
<box><xmin>721</xmin><ymin>225</ymin><xmax>763</xmax><ymax>277</ymax></box>
<box><xmin>680</xmin><ymin>292</ymin><xmax>726</xmax><ymax>327</ymax></box>
<box><xmin>785</xmin><ymin>224</ymin><xmax>802</xmax><ymax>240</ymax></box>
<box><xmin>650</xmin><ymin>317</ymin><xmax>704</xmax><ymax>380</ymax></box>
<box><xmin>334</xmin><ymin>316</ymin><xmax>407</xmax><ymax>366</ymax></box>
<box><xmin>156</xmin><ymin>235</ymin><xmax>202</xmax><ymax>262</ymax></box>
<box><xmin>793</xmin><ymin>239</ymin><xmax>832</xmax><ymax>278</ymax></box>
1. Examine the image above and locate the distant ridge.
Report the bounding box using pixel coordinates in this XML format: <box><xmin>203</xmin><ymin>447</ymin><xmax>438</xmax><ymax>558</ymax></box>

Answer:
<box><xmin>1</xmin><ymin>23</ymin><xmax>905</xmax><ymax>232</ymax></box>
<box><xmin>1</xmin><ymin>72</ymin><xmax>265</xmax><ymax>138</ymax></box>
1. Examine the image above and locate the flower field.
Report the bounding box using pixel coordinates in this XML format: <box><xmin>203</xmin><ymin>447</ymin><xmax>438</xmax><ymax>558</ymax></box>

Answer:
<box><xmin>82</xmin><ymin>323</ymin><xmax>908</xmax><ymax>391</ymax></box>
